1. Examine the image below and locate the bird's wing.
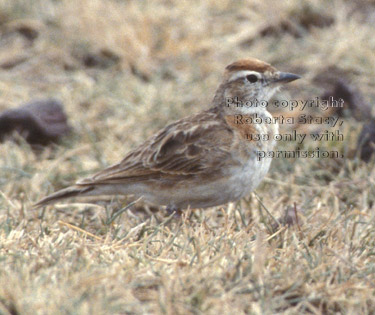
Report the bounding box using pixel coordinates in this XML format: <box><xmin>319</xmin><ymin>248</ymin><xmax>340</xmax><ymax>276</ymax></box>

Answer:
<box><xmin>78</xmin><ymin>110</ymin><xmax>239</xmax><ymax>185</ymax></box>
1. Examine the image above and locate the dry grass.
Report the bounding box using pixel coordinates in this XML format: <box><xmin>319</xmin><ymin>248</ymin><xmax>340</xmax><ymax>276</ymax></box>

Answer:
<box><xmin>1</xmin><ymin>0</ymin><xmax>375</xmax><ymax>313</ymax></box>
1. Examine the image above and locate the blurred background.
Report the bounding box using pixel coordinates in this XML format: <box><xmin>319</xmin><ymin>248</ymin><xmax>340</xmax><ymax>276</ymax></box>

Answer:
<box><xmin>1</xmin><ymin>1</ymin><xmax>375</xmax><ymax>313</ymax></box>
<box><xmin>1</xmin><ymin>0</ymin><xmax>374</xmax><ymax>202</ymax></box>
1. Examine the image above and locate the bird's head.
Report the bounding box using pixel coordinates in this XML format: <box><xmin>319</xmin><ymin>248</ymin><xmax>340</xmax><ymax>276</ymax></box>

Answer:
<box><xmin>214</xmin><ymin>58</ymin><xmax>300</xmax><ymax>115</ymax></box>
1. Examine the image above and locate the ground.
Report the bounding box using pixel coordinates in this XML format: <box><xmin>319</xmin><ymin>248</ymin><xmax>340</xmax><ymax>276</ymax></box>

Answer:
<box><xmin>1</xmin><ymin>0</ymin><xmax>375</xmax><ymax>314</ymax></box>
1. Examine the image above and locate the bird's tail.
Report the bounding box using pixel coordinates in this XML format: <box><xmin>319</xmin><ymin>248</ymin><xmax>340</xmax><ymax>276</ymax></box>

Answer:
<box><xmin>33</xmin><ymin>185</ymin><xmax>95</xmax><ymax>208</ymax></box>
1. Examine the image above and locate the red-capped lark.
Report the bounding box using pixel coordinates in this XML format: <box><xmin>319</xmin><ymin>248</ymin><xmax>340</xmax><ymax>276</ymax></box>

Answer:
<box><xmin>35</xmin><ymin>58</ymin><xmax>300</xmax><ymax>213</ymax></box>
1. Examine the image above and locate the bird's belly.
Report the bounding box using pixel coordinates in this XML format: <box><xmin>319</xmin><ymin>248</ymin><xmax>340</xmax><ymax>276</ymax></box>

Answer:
<box><xmin>228</xmin><ymin>155</ymin><xmax>272</xmax><ymax>200</ymax></box>
<box><xmin>133</xmin><ymin>156</ymin><xmax>272</xmax><ymax>209</ymax></box>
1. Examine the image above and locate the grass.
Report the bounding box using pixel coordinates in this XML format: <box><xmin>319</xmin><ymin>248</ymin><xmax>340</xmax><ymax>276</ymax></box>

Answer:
<box><xmin>1</xmin><ymin>0</ymin><xmax>375</xmax><ymax>313</ymax></box>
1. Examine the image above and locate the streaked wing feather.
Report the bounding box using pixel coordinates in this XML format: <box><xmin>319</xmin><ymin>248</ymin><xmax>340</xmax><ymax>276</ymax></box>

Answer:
<box><xmin>78</xmin><ymin>110</ymin><xmax>236</xmax><ymax>185</ymax></box>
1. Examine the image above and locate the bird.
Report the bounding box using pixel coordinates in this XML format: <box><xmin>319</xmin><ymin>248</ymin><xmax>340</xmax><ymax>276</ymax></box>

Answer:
<box><xmin>34</xmin><ymin>58</ymin><xmax>300</xmax><ymax>213</ymax></box>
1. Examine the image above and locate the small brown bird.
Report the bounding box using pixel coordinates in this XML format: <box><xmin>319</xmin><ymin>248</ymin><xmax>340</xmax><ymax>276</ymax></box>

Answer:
<box><xmin>35</xmin><ymin>58</ymin><xmax>300</xmax><ymax>212</ymax></box>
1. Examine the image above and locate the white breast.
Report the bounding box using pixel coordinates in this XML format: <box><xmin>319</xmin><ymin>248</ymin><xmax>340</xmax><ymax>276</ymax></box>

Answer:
<box><xmin>230</xmin><ymin>111</ymin><xmax>278</xmax><ymax>199</ymax></box>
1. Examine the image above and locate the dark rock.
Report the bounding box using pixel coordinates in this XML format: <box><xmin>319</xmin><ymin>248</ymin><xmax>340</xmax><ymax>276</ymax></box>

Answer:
<box><xmin>0</xmin><ymin>99</ymin><xmax>71</xmax><ymax>146</ymax></box>
<box><xmin>313</xmin><ymin>66</ymin><xmax>371</xmax><ymax>120</ymax></box>
<box><xmin>320</xmin><ymin>80</ymin><xmax>371</xmax><ymax>121</ymax></box>
<box><xmin>357</xmin><ymin>119</ymin><xmax>375</xmax><ymax>162</ymax></box>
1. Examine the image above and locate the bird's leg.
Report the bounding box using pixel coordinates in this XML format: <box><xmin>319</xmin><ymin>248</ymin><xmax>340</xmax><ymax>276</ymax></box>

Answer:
<box><xmin>166</xmin><ymin>205</ymin><xmax>182</xmax><ymax>217</ymax></box>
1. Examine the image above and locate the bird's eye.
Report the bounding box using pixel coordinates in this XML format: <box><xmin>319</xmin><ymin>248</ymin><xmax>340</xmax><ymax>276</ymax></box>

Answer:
<box><xmin>246</xmin><ymin>74</ymin><xmax>258</xmax><ymax>83</ymax></box>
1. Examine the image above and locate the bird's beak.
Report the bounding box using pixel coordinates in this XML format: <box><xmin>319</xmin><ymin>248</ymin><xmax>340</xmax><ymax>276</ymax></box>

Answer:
<box><xmin>272</xmin><ymin>72</ymin><xmax>301</xmax><ymax>84</ymax></box>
